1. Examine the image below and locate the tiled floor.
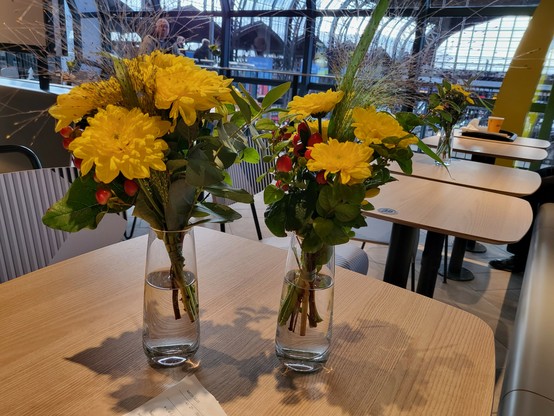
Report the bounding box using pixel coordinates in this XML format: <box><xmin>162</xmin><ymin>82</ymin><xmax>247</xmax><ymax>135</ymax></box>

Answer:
<box><xmin>128</xmin><ymin>192</ymin><xmax>522</xmax><ymax>415</ymax></box>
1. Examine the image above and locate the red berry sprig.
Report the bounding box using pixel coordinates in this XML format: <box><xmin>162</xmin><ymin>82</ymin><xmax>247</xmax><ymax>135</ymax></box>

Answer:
<box><xmin>95</xmin><ymin>188</ymin><xmax>111</xmax><ymax>205</ymax></box>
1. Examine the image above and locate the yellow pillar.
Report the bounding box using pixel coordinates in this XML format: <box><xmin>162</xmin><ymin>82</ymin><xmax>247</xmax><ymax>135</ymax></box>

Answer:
<box><xmin>492</xmin><ymin>0</ymin><xmax>554</xmax><ymax>166</ymax></box>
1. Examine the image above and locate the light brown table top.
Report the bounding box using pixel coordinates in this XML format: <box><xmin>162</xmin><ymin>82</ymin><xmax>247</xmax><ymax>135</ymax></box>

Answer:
<box><xmin>390</xmin><ymin>152</ymin><xmax>541</xmax><ymax>196</ymax></box>
<box><xmin>456</xmin><ymin>131</ymin><xmax>551</xmax><ymax>149</ymax></box>
<box><xmin>0</xmin><ymin>227</ymin><xmax>495</xmax><ymax>416</ymax></box>
<box><xmin>423</xmin><ymin>135</ymin><xmax>549</xmax><ymax>162</ymax></box>
<box><xmin>365</xmin><ymin>175</ymin><xmax>532</xmax><ymax>244</ymax></box>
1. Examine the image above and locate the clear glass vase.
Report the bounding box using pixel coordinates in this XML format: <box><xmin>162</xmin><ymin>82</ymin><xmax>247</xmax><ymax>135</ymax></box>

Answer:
<box><xmin>435</xmin><ymin>127</ymin><xmax>453</xmax><ymax>166</ymax></box>
<box><xmin>275</xmin><ymin>233</ymin><xmax>335</xmax><ymax>372</ymax></box>
<box><xmin>143</xmin><ymin>228</ymin><xmax>199</xmax><ymax>367</ymax></box>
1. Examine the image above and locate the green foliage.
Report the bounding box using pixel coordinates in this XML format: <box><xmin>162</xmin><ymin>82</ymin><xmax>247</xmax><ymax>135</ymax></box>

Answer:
<box><xmin>42</xmin><ymin>173</ymin><xmax>133</xmax><ymax>232</ymax></box>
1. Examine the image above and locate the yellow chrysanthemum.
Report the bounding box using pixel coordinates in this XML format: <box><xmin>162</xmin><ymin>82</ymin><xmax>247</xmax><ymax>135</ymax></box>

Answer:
<box><xmin>307</xmin><ymin>138</ymin><xmax>373</xmax><ymax>185</ymax></box>
<box><xmin>48</xmin><ymin>78</ymin><xmax>122</xmax><ymax>132</ymax></box>
<box><xmin>307</xmin><ymin>119</ymin><xmax>329</xmax><ymax>141</ymax></box>
<box><xmin>69</xmin><ymin>105</ymin><xmax>171</xmax><ymax>183</ymax></box>
<box><xmin>139</xmin><ymin>52</ymin><xmax>233</xmax><ymax>126</ymax></box>
<box><xmin>351</xmin><ymin>106</ymin><xmax>411</xmax><ymax>147</ymax></box>
<box><xmin>287</xmin><ymin>89</ymin><xmax>344</xmax><ymax>120</ymax></box>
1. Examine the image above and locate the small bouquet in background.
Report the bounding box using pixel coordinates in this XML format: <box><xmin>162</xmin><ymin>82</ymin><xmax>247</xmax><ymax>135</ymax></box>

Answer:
<box><xmin>43</xmin><ymin>50</ymin><xmax>288</xmax><ymax>322</ymax></box>
<box><xmin>424</xmin><ymin>79</ymin><xmax>475</xmax><ymax>164</ymax></box>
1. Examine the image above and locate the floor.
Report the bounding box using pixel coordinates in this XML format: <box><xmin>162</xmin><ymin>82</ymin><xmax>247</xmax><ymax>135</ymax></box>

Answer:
<box><xmin>128</xmin><ymin>192</ymin><xmax>522</xmax><ymax>415</ymax></box>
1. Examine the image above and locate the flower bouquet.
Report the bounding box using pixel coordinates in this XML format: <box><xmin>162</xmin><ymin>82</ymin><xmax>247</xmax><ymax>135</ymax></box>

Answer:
<box><xmin>424</xmin><ymin>79</ymin><xmax>475</xmax><ymax>164</ymax></box>
<box><xmin>43</xmin><ymin>50</ymin><xmax>289</xmax><ymax>364</ymax></box>
<box><xmin>257</xmin><ymin>0</ymin><xmax>440</xmax><ymax>371</ymax></box>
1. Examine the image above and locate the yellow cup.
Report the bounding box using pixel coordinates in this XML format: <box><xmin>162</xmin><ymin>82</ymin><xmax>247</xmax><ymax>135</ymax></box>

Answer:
<box><xmin>487</xmin><ymin>116</ymin><xmax>504</xmax><ymax>133</ymax></box>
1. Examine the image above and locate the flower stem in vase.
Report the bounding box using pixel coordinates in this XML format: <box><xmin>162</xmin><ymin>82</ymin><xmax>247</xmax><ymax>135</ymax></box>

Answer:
<box><xmin>275</xmin><ymin>234</ymin><xmax>334</xmax><ymax>372</ymax></box>
<box><xmin>163</xmin><ymin>231</ymin><xmax>199</xmax><ymax>323</ymax></box>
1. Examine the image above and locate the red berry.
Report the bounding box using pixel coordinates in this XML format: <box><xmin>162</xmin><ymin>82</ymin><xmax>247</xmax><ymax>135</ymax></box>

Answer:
<box><xmin>276</xmin><ymin>155</ymin><xmax>293</xmax><ymax>172</ymax></box>
<box><xmin>124</xmin><ymin>179</ymin><xmax>139</xmax><ymax>197</ymax></box>
<box><xmin>72</xmin><ymin>157</ymin><xmax>82</xmax><ymax>169</ymax></box>
<box><xmin>292</xmin><ymin>133</ymin><xmax>304</xmax><ymax>156</ymax></box>
<box><xmin>297</xmin><ymin>121</ymin><xmax>310</xmax><ymax>141</ymax></box>
<box><xmin>304</xmin><ymin>149</ymin><xmax>312</xmax><ymax>160</ymax></box>
<box><xmin>308</xmin><ymin>132</ymin><xmax>323</xmax><ymax>147</ymax></box>
<box><xmin>316</xmin><ymin>171</ymin><xmax>327</xmax><ymax>184</ymax></box>
<box><xmin>95</xmin><ymin>188</ymin><xmax>111</xmax><ymax>205</ymax></box>
<box><xmin>62</xmin><ymin>137</ymin><xmax>73</xmax><ymax>149</ymax></box>
<box><xmin>275</xmin><ymin>180</ymin><xmax>289</xmax><ymax>191</ymax></box>
<box><xmin>59</xmin><ymin>126</ymin><xmax>73</xmax><ymax>138</ymax></box>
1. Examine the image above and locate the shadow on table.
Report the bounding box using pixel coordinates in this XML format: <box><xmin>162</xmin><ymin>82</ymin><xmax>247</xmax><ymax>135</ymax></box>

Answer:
<box><xmin>66</xmin><ymin>309</ymin><xmax>476</xmax><ymax>415</ymax></box>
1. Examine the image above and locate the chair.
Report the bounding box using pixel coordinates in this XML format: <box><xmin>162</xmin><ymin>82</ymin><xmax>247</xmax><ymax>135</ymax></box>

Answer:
<box><xmin>0</xmin><ymin>144</ymin><xmax>42</xmax><ymax>173</ymax></box>
<box><xmin>351</xmin><ymin>217</ymin><xmax>420</xmax><ymax>291</ymax></box>
<box><xmin>0</xmin><ymin>167</ymin><xmax>127</xmax><ymax>282</ymax></box>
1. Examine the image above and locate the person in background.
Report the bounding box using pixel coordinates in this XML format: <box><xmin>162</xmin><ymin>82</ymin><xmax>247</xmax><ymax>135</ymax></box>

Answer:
<box><xmin>139</xmin><ymin>18</ymin><xmax>180</xmax><ymax>56</ymax></box>
<box><xmin>193</xmin><ymin>39</ymin><xmax>211</xmax><ymax>61</ymax></box>
<box><xmin>489</xmin><ymin>166</ymin><xmax>554</xmax><ymax>273</ymax></box>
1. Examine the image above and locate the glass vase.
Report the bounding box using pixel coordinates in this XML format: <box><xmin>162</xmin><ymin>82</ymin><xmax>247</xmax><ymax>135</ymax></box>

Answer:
<box><xmin>275</xmin><ymin>233</ymin><xmax>335</xmax><ymax>372</ymax></box>
<box><xmin>143</xmin><ymin>228</ymin><xmax>199</xmax><ymax>367</ymax></box>
<box><xmin>435</xmin><ymin>127</ymin><xmax>453</xmax><ymax>166</ymax></box>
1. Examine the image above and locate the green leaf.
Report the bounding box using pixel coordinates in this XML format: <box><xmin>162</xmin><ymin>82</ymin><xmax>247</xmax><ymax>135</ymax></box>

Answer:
<box><xmin>193</xmin><ymin>202</ymin><xmax>242</xmax><ymax>224</ymax></box>
<box><xmin>264</xmin><ymin>198</ymin><xmax>287</xmax><ymax>237</ymax></box>
<box><xmin>263</xmin><ymin>184</ymin><xmax>284</xmax><ymax>204</ymax></box>
<box><xmin>255</xmin><ymin>118</ymin><xmax>279</xmax><ymax>131</ymax></box>
<box><xmin>42</xmin><ymin>176</ymin><xmax>106</xmax><ymax>232</ymax></box>
<box><xmin>316</xmin><ymin>185</ymin><xmax>335</xmax><ymax>215</ymax></box>
<box><xmin>230</xmin><ymin>89</ymin><xmax>252</xmax><ymax>124</ymax></box>
<box><xmin>395</xmin><ymin>112</ymin><xmax>425</xmax><ymax>133</ymax></box>
<box><xmin>238</xmin><ymin>83</ymin><xmax>262</xmax><ymax>113</ymax></box>
<box><xmin>334</xmin><ymin>203</ymin><xmax>360</xmax><ymax>222</ymax></box>
<box><xmin>205</xmin><ymin>183</ymin><xmax>253</xmax><ymax>203</ymax></box>
<box><xmin>395</xmin><ymin>157</ymin><xmax>413</xmax><ymax>174</ymax></box>
<box><xmin>186</xmin><ymin>147</ymin><xmax>225</xmax><ymax>187</ymax></box>
<box><xmin>416</xmin><ymin>138</ymin><xmax>448</xmax><ymax>169</ymax></box>
<box><xmin>240</xmin><ymin>147</ymin><xmax>260</xmax><ymax>164</ymax></box>
<box><xmin>302</xmin><ymin>230</ymin><xmax>323</xmax><ymax>253</ymax></box>
<box><xmin>312</xmin><ymin>217</ymin><xmax>334</xmax><ymax>239</ymax></box>
<box><xmin>165</xmin><ymin>178</ymin><xmax>197</xmax><ymax>231</ymax></box>
<box><xmin>217</xmin><ymin>145</ymin><xmax>239</xmax><ymax>169</ymax></box>
<box><xmin>261</xmin><ymin>82</ymin><xmax>291</xmax><ymax>109</ymax></box>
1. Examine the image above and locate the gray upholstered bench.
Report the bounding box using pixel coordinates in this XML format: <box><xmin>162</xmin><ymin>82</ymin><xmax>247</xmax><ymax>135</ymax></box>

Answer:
<box><xmin>498</xmin><ymin>203</ymin><xmax>554</xmax><ymax>415</ymax></box>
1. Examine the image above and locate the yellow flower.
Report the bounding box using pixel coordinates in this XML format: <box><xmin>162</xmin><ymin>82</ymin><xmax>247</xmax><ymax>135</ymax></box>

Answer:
<box><xmin>307</xmin><ymin>119</ymin><xmax>329</xmax><ymax>141</ymax></box>
<box><xmin>307</xmin><ymin>138</ymin><xmax>373</xmax><ymax>185</ymax></box>
<box><xmin>48</xmin><ymin>78</ymin><xmax>122</xmax><ymax>132</ymax></box>
<box><xmin>451</xmin><ymin>84</ymin><xmax>475</xmax><ymax>104</ymax></box>
<box><xmin>140</xmin><ymin>51</ymin><xmax>233</xmax><ymax>126</ymax></box>
<box><xmin>351</xmin><ymin>106</ymin><xmax>410</xmax><ymax>147</ymax></box>
<box><xmin>288</xmin><ymin>89</ymin><xmax>344</xmax><ymax>120</ymax></box>
<box><xmin>69</xmin><ymin>105</ymin><xmax>171</xmax><ymax>183</ymax></box>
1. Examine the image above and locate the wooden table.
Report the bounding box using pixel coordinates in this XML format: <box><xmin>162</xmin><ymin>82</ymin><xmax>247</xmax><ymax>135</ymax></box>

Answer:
<box><xmin>457</xmin><ymin>132</ymin><xmax>551</xmax><ymax>149</ymax></box>
<box><xmin>364</xmin><ymin>175</ymin><xmax>532</xmax><ymax>296</ymax></box>
<box><xmin>390</xmin><ymin>152</ymin><xmax>541</xmax><ymax>197</ymax></box>
<box><xmin>390</xmin><ymin>153</ymin><xmax>540</xmax><ymax>281</ymax></box>
<box><xmin>423</xmin><ymin>135</ymin><xmax>549</xmax><ymax>162</ymax></box>
<box><xmin>0</xmin><ymin>228</ymin><xmax>495</xmax><ymax>415</ymax></box>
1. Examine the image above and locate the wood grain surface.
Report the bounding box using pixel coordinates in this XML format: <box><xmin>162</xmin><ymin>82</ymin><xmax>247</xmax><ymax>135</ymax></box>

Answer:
<box><xmin>0</xmin><ymin>228</ymin><xmax>495</xmax><ymax>415</ymax></box>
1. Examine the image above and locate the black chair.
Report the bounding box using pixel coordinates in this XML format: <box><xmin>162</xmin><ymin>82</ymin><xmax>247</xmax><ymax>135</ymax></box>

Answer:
<box><xmin>0</xmin><ymin>144</ymin><xmax>42</xmax><ymax>173</ymax></box>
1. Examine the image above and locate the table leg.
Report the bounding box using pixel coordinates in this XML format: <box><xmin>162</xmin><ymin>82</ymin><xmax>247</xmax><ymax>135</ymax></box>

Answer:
<box><xmin>466</xmin><ymin>240</ymin><xmax>487</xmax><ymax>253</ymax></box>
<box><xmin>416</xmin><ymin>231</ymin><xmax>446</xmax><ymax>298</ymax></box>
<box><xmin>446</xmin><ymin>237</ymin><xmax>475</xmax><ymax>281</ymax></box>
<box><xmin>383</xmin><ymin>224</ymin><xmax>419</xmax><ymax>289</ymax></box>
